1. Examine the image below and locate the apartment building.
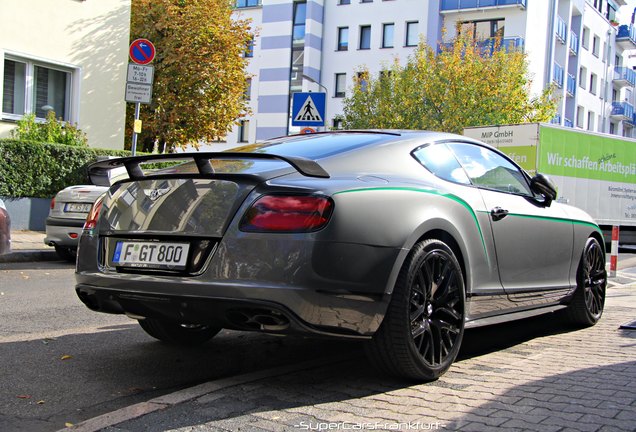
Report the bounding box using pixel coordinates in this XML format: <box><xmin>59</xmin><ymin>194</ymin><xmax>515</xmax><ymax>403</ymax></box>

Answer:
<box><xmin>229</xmin><ymin>0</ymin><xmax>636</xmax><ymax>145</ymax></box>
<box><xmin>0</xmin><ymin>0</ymin><xmax>131</xmax><ymax>150</ymax></box>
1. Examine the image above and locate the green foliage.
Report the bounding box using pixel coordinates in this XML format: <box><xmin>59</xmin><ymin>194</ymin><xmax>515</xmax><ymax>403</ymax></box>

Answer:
<box><xmin>11</xmin><ymin>111</ymin><xmax>88</xmax><ymax>147</ymax></box>
<box><xmin>0</xmin><ymin>139</ymin><xmax>130</xmax><ymax>198</ymax></box>
<box><xmin>129</xmin><ymin>0</ymin><xmax>254</xmax><ymax>152</ymax></box>
<box><xmin>341</xmin><ymin>32</ymin><xmax>557</xmax><ymax>134</ymax></box>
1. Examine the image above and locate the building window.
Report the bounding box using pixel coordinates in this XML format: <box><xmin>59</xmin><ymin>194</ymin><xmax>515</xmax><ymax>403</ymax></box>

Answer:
<box><xmin>459</xmin><ymin>19</ymin><xmax>505</xmax><ymax>40</ymax></box>
<box><xmin>405</xmin><ymin>21</ymin><xmax>419</xmax><ymax>47</ymax></box>
<box><xmin>238</xmin><ymin>120</ymin><xmax>249</xmax><ymax>142</ymax></box>
<box><xmin>589</xmin><ymin>73</ymin><xmax>597</xmax><ymax>95</ymax></box>
<box><xmin>610</xmin><ymin>122</ymin><xmax>615</xmax><ymax>134</ymax></box>
<box><xmin>337</xmin><ymin>27</ymin><xmax>349</xmax><ymax>51</ymax></box>
<box><xmin>335</xmin><ymin>73</ymin><xmax>346</xmax><ymax>97</ymax></box>
<box><xmin>361</xmin><ymin>0</ymin><xmax>373</xmax><ymax>2</ymax></box>
<box><xmin>338</xmin><ymin>0</ymin><xmax>350</xmax><ymax>4</ymax></box>
<box><xmin>2</xmin><ymin>57</ymin><xmax>73</xmax><ymax>121</ymax></box>
<box><xmin>587</xmin><ymin>111</ymin><xmax>595</xmax><ymax>131</ymax></box>
<box><xmin>582</xmin><ymin>27</ymin><xmax>589</xmax><ymax>50</ymax></box>
<box><xmin>382</xmin><ymin>23</ymin><xmax>395</xmax><ymax>48</ymax></box>
<box><xmin>579</xmin><ymin>67</ymin><xmax>587</xmax><ymax>89</ymax></box>
<box><xmin>592</xmin><ymin>35</ymin><xmax>600</xmax><ymax>57</ymax></box>
<box><xmin>292</xmin><ymin>2</ymin><xmax>307</xmax><ymax>43</ymax></box>
<box><xmin>333</xmin><ymin>118</ymin><xmax>343</xmax><ymax>129</ymax></box>
<box><xmin>576</xmin><ymin>106</ymin><xmax>584</xmax><ymax>128</ymax></box>
<box><xmin>359</xmin><ymin>25</ymin><xmax>371</xmax><ymax>50</ymax></box>
<box><xmin>235</xmin><ymin>0</ymin><xmax>261</xmax><ymax>7</ymax></box>
<box><xmin>244</xmin><ymin>37</ymin><xmax>254</xmax><ymax>57</ymax></box>
<box><xmin>245</xmin><ymin>78</ymin><xmax>252</xmax><ymax>100</ymax></box>
<box><xmin>357</xmin><ymin>71</ymin><xmax>369</xmax><ymax>91</ymax></box>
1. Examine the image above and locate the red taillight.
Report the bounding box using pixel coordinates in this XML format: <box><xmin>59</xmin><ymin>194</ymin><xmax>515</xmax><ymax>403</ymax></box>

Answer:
<box><xmin>83</xmin><ymin>195</ymin><xmax>105</xmax><ymax>230</ymax></box>
<box><xmin>50</xmin><ymin>197</ymin><xmax>56</xmax><ymax>210</ymax></box>
<box><xmin>240</xmin><ymin>195</ymin><xmax>333</xmax><ymax>233</ymax></box>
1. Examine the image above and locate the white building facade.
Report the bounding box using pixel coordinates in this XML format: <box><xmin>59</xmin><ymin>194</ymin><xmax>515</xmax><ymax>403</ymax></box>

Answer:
<box><xmin>230</xmin><ymin>0</ymin><xmax>636</xmax><ymax>145</ymax></box>
<box><xmin>0</xmin><ymin>0</ymin><xmax>131</xmax><ymax>150</ymax></box>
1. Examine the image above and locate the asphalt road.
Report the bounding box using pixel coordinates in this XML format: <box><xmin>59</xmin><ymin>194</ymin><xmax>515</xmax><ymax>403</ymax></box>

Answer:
<box><xmin>1</xmin><ymin>254</ymin><xmax>635</xmax><ymax>432</ymax></box>
<box><xmin>0</xmin><ymin>260</ymin><xmax>358</xmax><ymax>432</ymax></box>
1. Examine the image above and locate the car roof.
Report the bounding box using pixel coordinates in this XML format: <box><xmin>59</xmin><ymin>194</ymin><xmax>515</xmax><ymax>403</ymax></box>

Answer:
<box><xmin>232</xmin><ymin>130</ymin><xmax>472</xmax><ymax>161</ymax></box>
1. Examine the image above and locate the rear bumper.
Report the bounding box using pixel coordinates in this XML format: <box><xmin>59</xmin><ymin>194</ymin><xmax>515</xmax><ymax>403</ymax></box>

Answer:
<box><xmin>75</xmin><ymin>281</ymin><xmax>385</xmax><ymax>338</ymax></box>
<box><xmin>75</xmin><ymin>220</ymin><xmax>404</xmax><ymax>337</ymax></box>
<box><xmin>45</xmin><ymin>219</ymin><xmax>84</xmax><ymax>247</ymax></box>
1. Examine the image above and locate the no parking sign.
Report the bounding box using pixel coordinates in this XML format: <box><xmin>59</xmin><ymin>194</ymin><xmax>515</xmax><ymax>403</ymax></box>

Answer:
<box><xmin>129</xmin><ymin>39</ymin><xmax>156</xmax><ymax>65</ymax></box>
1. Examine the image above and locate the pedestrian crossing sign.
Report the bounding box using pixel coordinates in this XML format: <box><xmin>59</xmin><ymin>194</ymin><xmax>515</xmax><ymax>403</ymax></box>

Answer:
<box><xmin>292</xmin><ymin>92</ymin><xmax>326</xmax><ymax>127</ymax></box>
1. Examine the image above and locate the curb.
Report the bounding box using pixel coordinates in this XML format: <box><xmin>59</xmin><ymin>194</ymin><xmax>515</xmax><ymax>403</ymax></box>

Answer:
<box><xmin>0</xmin><ymin>249</ymin><xmax>59</xmax><ymax>263</ymax></box>
<box><xmin>60</xmin><ymin>355</ymin><xmax>353</xmax><ymax>432</ymax></box>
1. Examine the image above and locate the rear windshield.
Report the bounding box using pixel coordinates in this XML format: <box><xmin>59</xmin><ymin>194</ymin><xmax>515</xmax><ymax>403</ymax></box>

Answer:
<box><xmin>231</xmin><ymin>133</ymin><xmax>393</xmax><ymax>159</ymax></box>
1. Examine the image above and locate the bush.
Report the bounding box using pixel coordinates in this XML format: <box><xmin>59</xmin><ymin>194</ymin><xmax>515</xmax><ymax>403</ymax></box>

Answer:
<box><xmin>0</xmin><ymin>139</ymin><xmax>130</xmax><ymax>198</ymax></box>
<box><xmin>11</xmin><ymin>112</ymin><xmax>89</xmax><ymax>147</ymax></box>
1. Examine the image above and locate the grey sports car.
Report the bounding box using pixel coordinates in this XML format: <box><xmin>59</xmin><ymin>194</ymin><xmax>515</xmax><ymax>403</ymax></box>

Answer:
<box><xmin>75</xmin><ymin>131</ymin><xmax>607</xmax><ymax>380</ymax></box>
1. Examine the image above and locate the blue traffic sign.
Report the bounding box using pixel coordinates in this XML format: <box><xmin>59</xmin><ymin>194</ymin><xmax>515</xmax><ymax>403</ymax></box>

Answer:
<box><xmin>129</xmin><ymin>39</ymin><xmax>156</xmax><ymax>65</ymax></box>
<box><xmin>292</xmin><ymin>92</ymin><xmax>325</xmax><ymax>127</ymax></box>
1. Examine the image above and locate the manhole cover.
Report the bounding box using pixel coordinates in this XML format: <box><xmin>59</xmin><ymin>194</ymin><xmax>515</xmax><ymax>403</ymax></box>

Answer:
<box><xmin>619</xmin><ymin>320</ymin><xmax>636</xmax><ymax>330</ymax></box>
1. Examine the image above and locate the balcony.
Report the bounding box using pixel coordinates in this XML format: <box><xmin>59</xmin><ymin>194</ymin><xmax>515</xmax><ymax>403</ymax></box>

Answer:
<box><xmin>569</xmin><ymin>31</ymin><xmax>578</xmax><ymax>55</ymax></box>
<box><xmin>611</xmin><ymin>101</ymin><xmax>635</xmax><ymax>121</ymax></box>
<box><xmin>553</xmin><ymin>63</ymin><xmax>564</xmax><ymax>88</ymax></box>
<box><xmin>440</xmin><ymin>0</ymin><xmax>526</xmax><ymax>12</ymax></box>
<box><xmin>614</xmin><ymin>67</ymin><xmax>636</xmax><ymax>88</ymax></box>
<box><xmin>438</xmin><ymin>36</ymin><xmax>524</xmax><ymax>54</ymax></box>
<box><xmin>566</xmin><ymin>73</ymin><xmax>576</xmax><ymax>96</ymax></box>
<box><xmin>616</xmin><ymin>25</ymin><xmax>636</xmax><ymax>50</ymax></box>
<box><xmin>556</xmin><ymin>16</ymin><xmax>567</xmax><ymax>43</ymax></box>
<box><xmin>478</xmin><ymin>36</ymin><xmax>524</xmax><ymax>53</ymax></box>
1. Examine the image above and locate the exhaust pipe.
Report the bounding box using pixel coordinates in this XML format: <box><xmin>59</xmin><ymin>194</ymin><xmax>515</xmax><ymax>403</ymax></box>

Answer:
<box><xmin>227</xmin><ymin>308</ymin><xmax>290</xmax><ymax>331</ymax></box>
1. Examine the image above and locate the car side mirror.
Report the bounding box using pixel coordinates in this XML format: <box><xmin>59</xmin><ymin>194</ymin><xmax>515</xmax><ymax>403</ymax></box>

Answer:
<box><xmin>530</xmin><ymin>173</ymin><xmax>557</xmax><ymax>206</ymax></box>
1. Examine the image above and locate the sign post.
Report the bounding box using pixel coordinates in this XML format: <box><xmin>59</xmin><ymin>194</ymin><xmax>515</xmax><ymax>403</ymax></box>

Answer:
<box><xmin>127</xmin><ymin>39</ymin><xmax>156</xmax><ymax>155</ymax></box>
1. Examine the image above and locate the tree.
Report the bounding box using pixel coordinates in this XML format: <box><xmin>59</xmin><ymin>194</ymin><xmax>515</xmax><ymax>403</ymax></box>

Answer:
<box><xmin>340</xmin><ymin>32</ymin><xmax>556</xmax><ymax>133</ymax></box>
<box><xmin>129</xmin><ymin>0</ymin><xmax>253</xmax><ymax>152</ymax></box>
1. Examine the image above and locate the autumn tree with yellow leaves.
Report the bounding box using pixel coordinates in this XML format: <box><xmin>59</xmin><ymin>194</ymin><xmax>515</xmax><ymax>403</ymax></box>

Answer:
<box><xmin>340</xmin><ymin>32</ymin><xmax>556</xmax><ymax>133</ymax></box>
<box><xmin>128</xmin><ymin>0</ymin><xmax>253</xmax><ymax>152</ymax></box>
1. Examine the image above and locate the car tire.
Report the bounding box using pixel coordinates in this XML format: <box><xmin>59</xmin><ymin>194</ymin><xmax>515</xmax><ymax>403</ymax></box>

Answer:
<box><xmin>367</xmin><ymin>239</ymin><xmax>465</xmax><ymax>381</ymax></box>
<box><xmin>138</xmin><ymin>318</ymin><xmax>222</xmax><ymax>345</ymax></box>
<box><xmin>54</xmin><ymin>245</ymin><xmax>77</xmax><ymax>262</ymax></box>
<box><xmin>564</xmin><ymin>237</ymin><xmax>606</xmax><ymax>327</ymax></box>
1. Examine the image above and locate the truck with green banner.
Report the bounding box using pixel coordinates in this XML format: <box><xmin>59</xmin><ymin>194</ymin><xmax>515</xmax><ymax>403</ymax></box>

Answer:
<box><xmin>463</xmin><ymin>123</ymin><xmax>636</xmax><ymax>245</ymax></box>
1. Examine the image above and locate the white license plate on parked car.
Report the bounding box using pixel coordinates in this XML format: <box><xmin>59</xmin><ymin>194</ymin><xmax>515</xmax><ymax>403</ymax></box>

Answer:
<box><xmin>113</xmin><ymin>241</ymin><xmax>190</xmax><ymax>270</ymax></box>
<box><xmin>65</xmin><ymin>203</ymin><xmax>92</xmax><ymax>213</ymax></box>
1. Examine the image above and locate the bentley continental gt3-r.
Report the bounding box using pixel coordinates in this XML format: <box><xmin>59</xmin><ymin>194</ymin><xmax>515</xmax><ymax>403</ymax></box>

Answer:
<box><xmin>75</xmin><ymin>131</ymin><xmax>607</xmax><ymax>380</ymax></box>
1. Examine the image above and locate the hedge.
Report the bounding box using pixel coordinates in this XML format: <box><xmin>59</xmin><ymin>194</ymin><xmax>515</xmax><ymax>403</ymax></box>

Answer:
<box><xmin>0</xmin><ymin>139</ymin><xmax>131</xmax><ymax>198</ymax></box>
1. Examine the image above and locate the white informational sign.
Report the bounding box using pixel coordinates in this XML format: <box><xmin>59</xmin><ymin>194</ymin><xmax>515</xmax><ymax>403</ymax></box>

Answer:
<box><xmin>125</xmin><ymin>83</ymin><xmax>152</xmax><ymax>104</ymax></box>
<box><xmin>127</xmin><ymin>64</ymin><xmax>154</xmax><ymax>85</ymax></box>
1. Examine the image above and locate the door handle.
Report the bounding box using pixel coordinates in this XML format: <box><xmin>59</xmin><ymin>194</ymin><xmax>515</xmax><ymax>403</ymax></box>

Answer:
<box><xmin>490</xmin><ymin>207</ymin><xmax>509</xmax><ymax>221</ymax></box>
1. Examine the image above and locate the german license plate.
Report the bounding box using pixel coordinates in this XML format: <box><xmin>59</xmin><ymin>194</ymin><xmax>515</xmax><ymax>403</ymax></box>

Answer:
<box><xmin>65</xmin><ymin>203</ymin><xmax>92</xmax><ymax>213</ymax></box>
<box><xmin>113</xmin><ymin>241</ymin><xmax>190</xmax><ymax>270</ymax></box>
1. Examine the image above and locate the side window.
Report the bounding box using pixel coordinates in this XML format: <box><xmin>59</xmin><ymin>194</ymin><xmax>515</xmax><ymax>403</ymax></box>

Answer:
<box><xmin>448</xmin><ymin>142</ymin><xmax>532</xmax><ymax>195</ymax></box>
<box><xmin>413</xmin><ymin>144</ymin><xmax>471</xmax><ymax>185</ymax></box>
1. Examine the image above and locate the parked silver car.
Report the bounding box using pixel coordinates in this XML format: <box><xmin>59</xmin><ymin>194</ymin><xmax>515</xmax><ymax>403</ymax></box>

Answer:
<box><xmin>45</xmin><ymin>185</ymin><xmax>107</xmax><ymax>261</ymax></box>
<box><xmin>75</xmin><ymin>131</ymin><xmax>607</xmax><ymax>380</ymax></box>
<box><xmin>0</xmin><ymin>198</ymin><xmax>10</xmax><ymax>255</ymax></box>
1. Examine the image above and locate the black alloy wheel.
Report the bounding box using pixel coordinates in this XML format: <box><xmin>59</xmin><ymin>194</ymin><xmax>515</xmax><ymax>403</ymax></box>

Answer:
<box><xmin>367</xmin><ymin>239</ymin><xmax>465</xmax><ymax>381</ymax></box>
<box><xmin>565</xmin><ymin>237</ymin><xmax>606</xmax><ymax>326</ymax></box>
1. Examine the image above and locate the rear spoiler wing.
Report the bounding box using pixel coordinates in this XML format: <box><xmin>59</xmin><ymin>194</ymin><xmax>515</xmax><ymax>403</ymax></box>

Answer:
<box><xmin>88</xmin><ymin>152</ymin><xmax>330</xmax><ymax>186</ymax></box>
